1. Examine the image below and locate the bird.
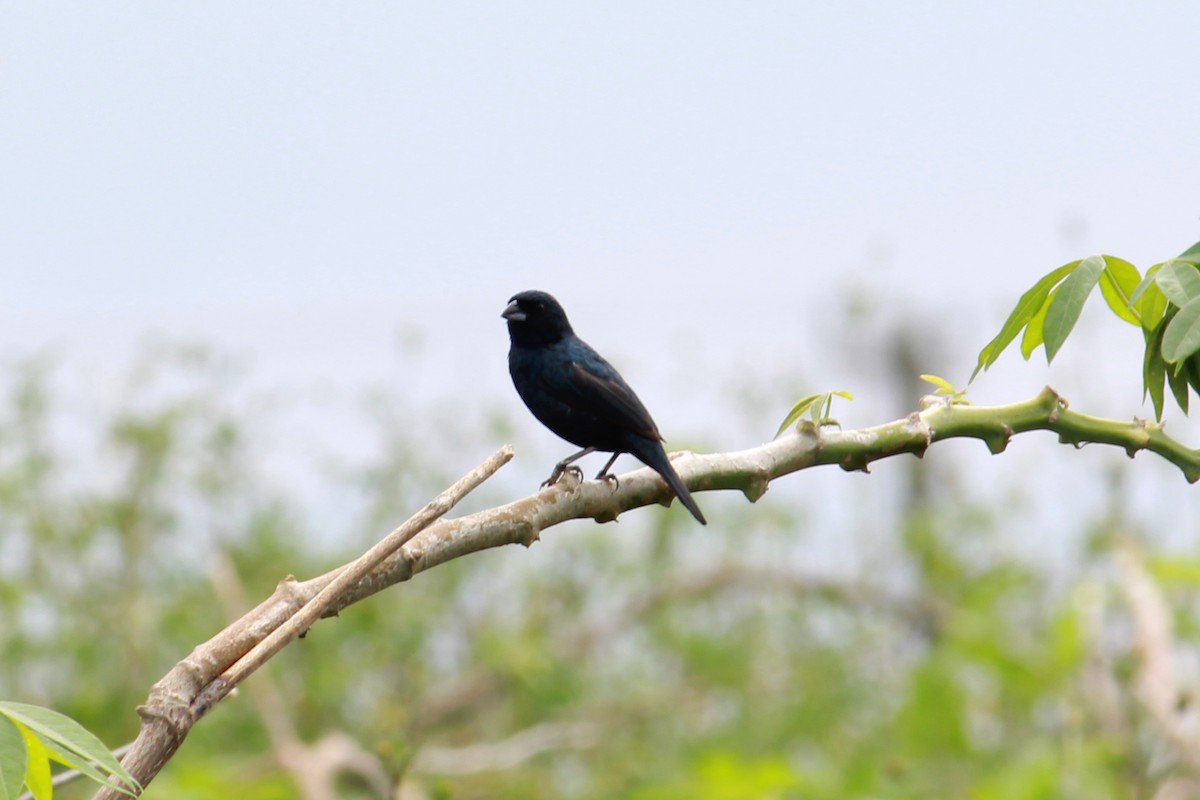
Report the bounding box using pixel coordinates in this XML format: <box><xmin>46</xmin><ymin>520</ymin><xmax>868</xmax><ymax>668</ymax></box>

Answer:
<box><xmin>501</xmin><ymin>290</ymin><xmax>706</xmax><ymax>525</ymax></box>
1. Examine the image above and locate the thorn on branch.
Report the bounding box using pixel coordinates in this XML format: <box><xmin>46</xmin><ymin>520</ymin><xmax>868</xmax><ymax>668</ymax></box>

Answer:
<box><xmin>742</xmin><ymin>469</ymin><xmax>771</xmax><ymax>503</ymax></box>
<box><xmin>1042</xmin><ymin>387</ymin><xmax>1067</xmax><ymax>422</ymax></box>
<box><xmin>904</xmin><ymin>412</ymin><xmax>933</xmax><ymax>457</ymax></box>
<box><xmin>839</xmin><ymin>454</ymin><xmax>870</xmax><ymax>474</ymax></box>
<box><xmin>516</xmin><ymin>520</ymin><xmax>541</xmax><ymax>547</ymax></box>
<box><xmin>275</xmin><ymin>577</ymin><xmax>306</xmax><ymax>603</ymax></box>
<box><xmin>979</xmin><ymin>424</ymin><xmax>1012</xmax><ymax>455</ymax></box>
<box><xmin>594</xmin><ymin>507</ymin><xmax>620</xmax><ymax>524</ymax></box>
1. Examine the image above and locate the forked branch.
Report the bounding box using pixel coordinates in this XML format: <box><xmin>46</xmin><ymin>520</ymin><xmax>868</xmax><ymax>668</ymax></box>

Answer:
<box><xmin>95</xmin><ymin>386</ymin><xmax>1200</xmax><ymax>798</ymax></box>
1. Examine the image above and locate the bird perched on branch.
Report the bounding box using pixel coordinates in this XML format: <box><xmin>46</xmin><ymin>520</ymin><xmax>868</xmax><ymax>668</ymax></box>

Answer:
<box><xmin>501</xmin><ymin>290</ymin><xmax>706</xmax><ymax>525</ymax></box>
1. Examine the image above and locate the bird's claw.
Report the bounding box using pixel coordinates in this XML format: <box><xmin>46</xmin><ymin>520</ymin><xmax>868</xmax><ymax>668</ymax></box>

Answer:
<box><xmin>597</xmin><ymin>471</ymin><xmax>620</xmax><ymax>490</ymax></box>
<box><xmin>541</xmin><ymin>464</ymin><xmax>583</xmax><ymax>488</ymax></box>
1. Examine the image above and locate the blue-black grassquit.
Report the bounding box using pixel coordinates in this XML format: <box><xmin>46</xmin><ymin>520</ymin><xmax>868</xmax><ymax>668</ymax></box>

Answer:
<box><xmin>502</xmin><ymin>290</ymin><xmax>706</xmax><ymax>525</ymax></box>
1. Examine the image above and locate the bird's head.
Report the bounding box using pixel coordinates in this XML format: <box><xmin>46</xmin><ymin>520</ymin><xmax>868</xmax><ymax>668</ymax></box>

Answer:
<box><xmin>502</xmin><ymin>290</ymin><xmax>574</xmax><ymax>345</ymax></box>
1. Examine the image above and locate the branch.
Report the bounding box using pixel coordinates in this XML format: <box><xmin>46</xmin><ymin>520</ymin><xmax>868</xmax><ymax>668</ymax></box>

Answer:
<box><xmin>210</xmin><ymin>556</ymin><xmax>390</xmax><ymax>800</ymax></box>
<box><xmin>96</xmin><ymin>387</ymin><xmax>1200</xmax><ymax>798</ymax></box>
<box><xmin>191</xmin><ymin>442</ymin><xmax>513</xmax><ymax>715</ymax></box>
<box><xmin>334</xmin><ymin>387</ymin><xmax>1199</xmax><ymax>618</ymax></box>
<box><xmin>94</xmin><ymin>446</ymin><xmax>513</xmax><ymax>799</ymax></box>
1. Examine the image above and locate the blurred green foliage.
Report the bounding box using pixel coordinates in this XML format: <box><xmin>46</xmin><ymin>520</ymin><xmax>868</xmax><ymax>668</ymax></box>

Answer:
<box><xmin>0</xmin><ymin>346</ymin><xmax>1195</xmax><ymax>799</ymax></box>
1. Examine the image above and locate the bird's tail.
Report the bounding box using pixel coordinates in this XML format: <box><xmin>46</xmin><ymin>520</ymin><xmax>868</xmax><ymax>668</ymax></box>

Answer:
<box><xmin>638</xmin><ymin>442</ymin><xmax>707</xmax><ymax>525</ymax></box>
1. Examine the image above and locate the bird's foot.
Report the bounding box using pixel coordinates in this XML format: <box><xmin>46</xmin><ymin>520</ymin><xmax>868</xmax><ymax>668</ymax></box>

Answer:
<box><xmin>596</xmin><ymin>470</ymin><xmax>620</xmax><ymax>490</ymax></box>
<box><xmin>541</xmin><ymin>464</ymin><xmax>583</xmax><ymax>488</ymax></box>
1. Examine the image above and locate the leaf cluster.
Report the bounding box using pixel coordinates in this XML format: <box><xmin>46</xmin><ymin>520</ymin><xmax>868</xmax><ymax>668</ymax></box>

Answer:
<box><xmin>973</xmin><ymin>240</ymin><xmax>1200</xmax><ymax>419</ymax></box>
<box><xmin>774</xmin><ymin>390</ymin><xmax>854</xmax><ymax>437</ymax></box>
<box><xmin>0</xmin><ymin>703</ymin><xmax>138</xmax><ymax>800</ymax></box>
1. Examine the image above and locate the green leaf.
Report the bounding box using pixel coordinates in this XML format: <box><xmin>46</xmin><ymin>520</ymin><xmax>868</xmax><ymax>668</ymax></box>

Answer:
<box><xmin>920</xmin><ymin>374</ymin><xmax>956</xmax><ymax>393</ymax></box>
<box><xmin>1021</xmin><ymin>286</ymin><xmax>1057</xmax><ymax>359</ymax></box>
<box><xmin>1139</xmin><ymin>281</ymin><xmax>1169</xmax><ymax>333</ymax></box>
<box><xmin>774</xmin><ymin>394</ymin><xmax>821</xmax><ymax>438</ymax></box>
<box><xmin>919</xmin><ymin>375</ymin><xmax>969</xmax><ymax>404</ymax></box>
<box><xmin>1155</xmin><ymin>260</ymin><xmax>1200</xmax><ymax>308</ymax></box>
<box><xmin>775</xmin><ymin>391</ymin><xmax>854</xmax><ymax>435</ymax></box>
<box><xmin>18</xmin><ymin>728</ymin><xmax>51</xmax><ymax>800</ymax></box>
<box><xmin>1097</xmin><ymin>255</ymin><xmax>1141</xmax><ymax>326</ymax></box>
<box><xmin>1187</xmin><ymin>352</ymin><xmax>1200</xmax><ymax>397</ymax></box>
<box><xmin>0</xmin><ymin>702</ymin><xmax>139</xmax><ymax>795</ymax></box>
<box><xmin>971</xmin><ymin>260</ymin><xmax>1078</xmax><ymax>380</ymax></box>
<box><xmin>39</xmin><ymin>738</ymin><xmax>119</xmax><ymax>792</ymax></box>
<box><xmin>1144</xmin><ymin>325</ymin><xmax>1167</xmax><ymax>421</ymax></box>
<box><xmin>1130</xmin><ymin>262</ymin><xmax>1163</xmax><ymax>303</ymax></box>
<box><xmin>1166</xmin><ymin>342</ymin><xmax>1191</xmax><ymax>415</ymax></box>
<box><xmin>814</xmin><ymin>390</ymin><xmax>854</xmax><ymax>422</ymax></box>
<box><xmin>1162</xmin><ymin>296</ymin><xmax>1200</xmax><ymax>364</ymax></box>
<box><xmin>1043</xmin><ymin>255</ymin><xmax>1105</xmax><ymax>363</ymax></box>
<box><xmin>0</xmin><ymin>716</ymin><xmax>26</xmax><ymax>800</ymax></box>
<box><xmin>1179</xmin><ymin>239</ymin><xmax>1200</xmax><ymax>259</ymax></box>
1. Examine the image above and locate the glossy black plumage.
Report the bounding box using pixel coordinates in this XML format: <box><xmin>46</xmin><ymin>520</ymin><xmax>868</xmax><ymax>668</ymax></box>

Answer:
<box><xmin>502</xmin><ymin>290</ymin><xmax>706</xmax><ymax>525</ymax></box>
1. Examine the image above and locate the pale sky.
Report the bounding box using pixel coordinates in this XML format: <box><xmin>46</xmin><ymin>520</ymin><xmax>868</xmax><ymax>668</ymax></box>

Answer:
<box><xmin>3</xmin><ymin>4</ymin><xmax>1199</xmax><ymax>551</ymax></box>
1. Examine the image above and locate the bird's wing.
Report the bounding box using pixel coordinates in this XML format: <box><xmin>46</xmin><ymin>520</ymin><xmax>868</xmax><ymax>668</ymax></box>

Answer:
<box><xmin>566</xmin><ymin>359</ymin><xmax>663</xmax><ymax>442</ymax></box>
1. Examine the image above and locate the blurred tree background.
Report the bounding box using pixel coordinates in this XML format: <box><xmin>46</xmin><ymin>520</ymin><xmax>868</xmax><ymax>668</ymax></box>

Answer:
<box><xmin>3</xmin><ymin>310</ymin><xmax>1199</xmax><ymax>800</ymax></box>
<box><xmin>6</xmin><ymin>3</ymin><xmax>1200</xmax><ymax>797</ymax></box>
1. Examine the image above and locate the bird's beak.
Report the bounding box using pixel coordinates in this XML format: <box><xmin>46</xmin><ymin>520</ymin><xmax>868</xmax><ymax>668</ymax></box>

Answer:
<box><xmin>501</xmin><ymin>300</ymin><xmax>526</xmax><ymax>322</ymax></box>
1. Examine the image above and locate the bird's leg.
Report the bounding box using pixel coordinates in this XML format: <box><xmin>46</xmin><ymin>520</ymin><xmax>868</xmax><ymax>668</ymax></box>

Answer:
<box><xmin>542</xmin><ymin>447</ymin><xmax>596</xmax><ymax>488</ymax></box>
<box><xmin>594</xmin><ymin>452</ymin><xmax>621</xmax><ymax>489</ymax></box>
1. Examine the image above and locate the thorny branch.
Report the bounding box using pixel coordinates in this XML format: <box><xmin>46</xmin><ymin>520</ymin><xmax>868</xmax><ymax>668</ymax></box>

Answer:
<box><xmin>93</xmin><ymin>387</ymin><xmax>1200</xmax><ymax>798</ymax></box>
